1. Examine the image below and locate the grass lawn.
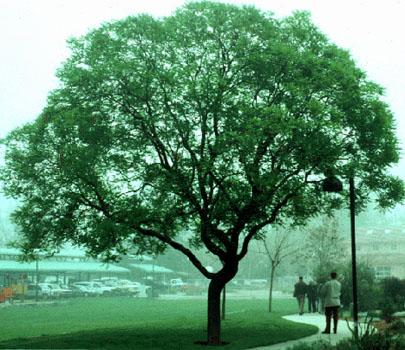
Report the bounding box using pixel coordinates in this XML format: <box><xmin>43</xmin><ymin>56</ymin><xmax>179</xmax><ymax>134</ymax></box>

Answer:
<box><xmin>0</xmin><ymin>297</ymin><xmax>318</xmax><ymax>349</ymax></box>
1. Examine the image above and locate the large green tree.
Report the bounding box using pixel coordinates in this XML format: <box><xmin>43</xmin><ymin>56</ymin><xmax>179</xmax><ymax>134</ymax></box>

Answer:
<box><xmin>1</xmin><ymin>2</ymin><xmax>404</xmax><ymax>345</ymax></box>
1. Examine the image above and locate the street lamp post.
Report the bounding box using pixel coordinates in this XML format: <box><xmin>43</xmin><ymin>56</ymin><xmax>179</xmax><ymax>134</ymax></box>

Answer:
<box><xmin>349</xmin><ymin>178</ymin><xmax>359</xmax><ymax>336</ymax></box>
<box><xmin>323</xmin><ymin>175</ymin><xmax>358</xmax><ymax>336</ymax></box>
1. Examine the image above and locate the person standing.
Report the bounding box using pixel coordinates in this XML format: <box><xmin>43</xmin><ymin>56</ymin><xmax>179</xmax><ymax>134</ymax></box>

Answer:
<box><xmin>321</xmin><ymin>272</ymin><xmax>341</xmax><ymax>334</ymax></box>
<box><xmin>293</xmin><ymin>276</ymin><xmax>307</xmax><ymax>315</ymax></box>
<box><xmin>307</xmin><ymin>281</ymin><xmax>318</xmax><ymax>313</ymax></box>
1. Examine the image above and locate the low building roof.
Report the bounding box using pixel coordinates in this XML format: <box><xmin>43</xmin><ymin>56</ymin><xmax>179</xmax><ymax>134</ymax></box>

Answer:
<box><xmin>0</xmin><ymin>247</ymin><xmax>88</xmax><ymax>257</ymax></box>
<box><xmin>0</xmin><ymin>260</ymin><xmax>130</xmax><ymax>273</ymax></box>
<box><xmin>0</xmin><ymin>247</ymin><xmax>152</xmax><ymax>261</ymax></box>
<box><xmin>130</xmin><ymin>263</ymin><xmax>173</xmax><ymax>274</ymax></box>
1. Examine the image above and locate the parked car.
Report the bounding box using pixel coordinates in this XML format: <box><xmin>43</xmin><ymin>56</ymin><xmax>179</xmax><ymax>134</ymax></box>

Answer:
<box><xmin>73</xmin><ymin>281</ymin><xmax>115</xmax><ymax>296</ymax></box>
<box><xmin>170</xmin><ymin>278</ymin><xmax>186</xmax><ymax>288</ymax></box>
<box><xmin>143</xmin><ymin>280</ymin><xmax>168</xmax><ymax>297</ymax></box>
<box><xmin>129</xmin><ymin>281</ymin><xmax>152</xmax><ymax>298</ymax></box>
<box><xmin>96</xmin><ymin>279</ymin><xmax>129</xmax><ymax>296</ymax></box>
<box><xmin>93</xmin><ymin>279</ymin><xmax>121</xmax><ymax>295</ymax></box>
<box><xmin>71</xmin><ymin>284</ymin><xmax>97</xmax><ymax>297</ymax></box>
<box><xmin>115</xmin><ymin>280</ymin><xmax>141</xmax><ymax>297</ymax></box>
<box><xmin>26</xmin><ymin>283</ymin><xmax>53</xmax><ymax>299</ymax></box>
<box><xmin>169</xmin><ymin>279</ymin><xmax>199</xmax><ymax>293</ymax></box>
<box><xmin>38</xmin><ymin>283</ymin><xmax>62</xmax><ymax>298</ymax></box>
<box><xmin>49</xmin><ymin>284</ymin><xmax>72</xmax><ymax>298</ymax></box>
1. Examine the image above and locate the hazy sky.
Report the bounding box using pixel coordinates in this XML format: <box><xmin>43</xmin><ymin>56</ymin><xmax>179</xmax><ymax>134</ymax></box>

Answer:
<box><xmin>1</xmin><ymin>0</ymin><xmax>404</xmax><ymax>176</ymax></box>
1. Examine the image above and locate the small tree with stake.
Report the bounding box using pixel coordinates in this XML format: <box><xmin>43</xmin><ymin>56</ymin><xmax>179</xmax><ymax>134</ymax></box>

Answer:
<box><xmin>256</xmin><ymin>228</ymin><xmax>297</xmax><ymax>312</ymax></box>
<box><xmin>1</xmin><ymin>2</ymin><xmax>404</xmax><ymax>346</ymax></box>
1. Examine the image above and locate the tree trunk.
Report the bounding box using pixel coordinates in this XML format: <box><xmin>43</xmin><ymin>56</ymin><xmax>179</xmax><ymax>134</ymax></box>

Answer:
<box><xmin>221</xmin><ymin>284</ymin><xmax>226</xmax><ymax>320</ymax></box>
<box><xmin>207</xmin><ymin>266</ymin><xmax>237</xmax><ymax>346</ymax></box>
<box><xmin>268</xmin><ymin>265</ymin><xmax>276</xmax><ymax>312</ymax></box>
<box><xmin>207</xmin><ymin>277</ymin><xmax>225</xmax><ymax>345</ymax></box>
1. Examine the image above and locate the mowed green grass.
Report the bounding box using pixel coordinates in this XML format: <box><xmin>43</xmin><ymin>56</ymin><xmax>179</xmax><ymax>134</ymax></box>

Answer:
<box><xmin>0</xmin><ymin>297</ymin><xmax>317</xmax><ymax>349</ymax></box>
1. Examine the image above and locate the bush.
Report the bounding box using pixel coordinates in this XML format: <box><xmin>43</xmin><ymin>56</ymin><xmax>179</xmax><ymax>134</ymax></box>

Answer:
<box><xmin>386</xmin><ymin>319</ymin><xmax>405</xmax><ymax>335</ymax></box>
<box><xmin>345</xmin><ymin>316</ymin><xmax>405</xmax><ymax>350</ymax></box>
<box><xmin>379</xmin><ymin>277</ymin><xmax>405</xmax><ymax>313</ymax></box>
<box><xmin>380</xmin><ymin>277</ymin><xmax>405</xmax><ymax>299</ymax></box>
<box><xmin>380</xmin><ymin>299</ymin><xmax>397</xmax><ymax>323</ymax></box>
<box><xmin>289</xmin><ymin>317</ymin><xmax>405</xmax><ymax>350</ymax></box>
<box><xmin>338</xmin><ymin>260</ymin><xmax>381</xmax><ymax>311</ymax></box>
<box><xmin>287</xmin><ymin>334</ymin><xmax>405</xmax><ymax>350</ymax></box>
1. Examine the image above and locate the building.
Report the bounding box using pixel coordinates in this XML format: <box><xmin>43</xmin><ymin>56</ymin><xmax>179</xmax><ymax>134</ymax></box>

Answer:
<box><xmin>0</xmin><ymin>248</ymin><xmax>174</xmax><ymax>286</ymax></box>
<box><xmin>343</xmin><ymin>226</ymin><xmax>405</xmax><ymax>279</ymax></box>
<box><xmin>0</xmin><ymin>248</ymin><xmax>131</xmax><ymax>286</ymax></box>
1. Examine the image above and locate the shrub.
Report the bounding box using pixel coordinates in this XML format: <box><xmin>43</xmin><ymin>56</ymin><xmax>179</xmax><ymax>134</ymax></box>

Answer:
<box><xmin>379</xmin><ymin>277</ymin><xmax>405</xmax><ymax>313</ymax></box>
<box><xmin>338</xmin><ymin>260</ymin><xmax>381</xmax><ymax>311</ymax></box>
<box><xmin>380</xmin><ymin>299</ymin><xmax>397</xmax><ymax>323</ymax></box>
<box><xmin>285</xmin><ymin>319</ymin><xmax>405</xmax><ymax>350</ymax></box>
<box><xmin>345</xmin><ymin>315</ymin><xmax>405</xmax><ymax>350</ymax></box>
<box><xmin>386</xmin><ymin>319</ymin><xmax>405</xmax><ymax>335</ymax></box>
<box><xmin>380</xmin><ymin>277</ymin><xmax>405</xmax><ymax>299</ymax></box>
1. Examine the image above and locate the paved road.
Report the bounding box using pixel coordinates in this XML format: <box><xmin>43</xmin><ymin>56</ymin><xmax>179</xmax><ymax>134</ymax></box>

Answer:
<box><xmin>250</xmin><ymin>313</ymin><xmax>354</xmax><ymax>350</ymax></box>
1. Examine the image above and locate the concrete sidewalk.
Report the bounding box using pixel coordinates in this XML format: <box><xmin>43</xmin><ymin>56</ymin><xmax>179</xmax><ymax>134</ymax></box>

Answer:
<box><xmin>250</xmin><ymin>313</ymin><xmax>354</xmax><ymax>350</ymax></box>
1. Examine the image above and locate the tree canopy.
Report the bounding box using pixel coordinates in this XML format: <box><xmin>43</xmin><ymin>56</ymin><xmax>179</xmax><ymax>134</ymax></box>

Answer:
<box><xmin>1</xmin><ymin>1</ymin><xmax>404</xmax><ymax>345</ymax></box>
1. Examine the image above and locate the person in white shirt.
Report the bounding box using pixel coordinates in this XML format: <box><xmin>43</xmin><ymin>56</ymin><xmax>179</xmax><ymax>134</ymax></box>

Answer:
<box><xmin>321</xmin><ymin>272</ymin><xmax>341</xmax><ymax>334</ymax></box>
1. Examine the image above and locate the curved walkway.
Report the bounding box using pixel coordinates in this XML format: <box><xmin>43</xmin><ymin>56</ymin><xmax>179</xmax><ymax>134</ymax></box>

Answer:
<box><xmin>250</xmin><ymin>313</ymin><xmax>354</xmax><ymax>350</ymax></box>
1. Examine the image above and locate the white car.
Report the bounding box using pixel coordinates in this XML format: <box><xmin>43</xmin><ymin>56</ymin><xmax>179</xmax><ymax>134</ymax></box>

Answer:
<box><xmin>97</xmin><ymin>279</ymin><xmax>129</xmax><ymax>296</ymax></box>
<box><xmin>38</xmin><ymin>283</ymin><xmax>62</xmax><ymax>298</ymax></box>
<box><xmin>26</xmin><ymin>283</ymin><xmax>53</xmax><ymax>299</ymax></box>
<box><xmin>71</xmin><ymin>284</ymin><xmax>98</xmax><ymax>297</ymax></box>
<box><xmin>73</xmin><ymin>281</ymin><xmax>115</xmax><ymax>296</ymax></box>
<box><xmin>92</xmin><ymin>279</ymin><xmax>121</xmax><ymax>295</ymax></box>
<box><xmin>130</xmin><ymin>282</ymin><xmax>152</xmax><ymax>298</ymax></box>
<box><xmin>49</xmin><ymin>283</ymin><xmax>72</xmax><ymax>298</ymax></box>
<box><xmin>116</xmin><ymin>280</ymin><xmax>142</xmax><ymax>297</ymax></box>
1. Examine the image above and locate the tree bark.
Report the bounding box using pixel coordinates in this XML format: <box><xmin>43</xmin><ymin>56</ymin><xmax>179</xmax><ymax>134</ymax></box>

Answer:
<box><xmin>221</xmin><ymin>284</ymin><xmax>226</xmax><ymax>320</ymax></box>
<box><xmin>207</xmin><ymin>265</ymin><xmax>237</xmax><ymax>345</ymax></box>
<box><xmin>207</xmin><ymin>277</ymin><xmax>225</xmax><ymax>345</ymax></box>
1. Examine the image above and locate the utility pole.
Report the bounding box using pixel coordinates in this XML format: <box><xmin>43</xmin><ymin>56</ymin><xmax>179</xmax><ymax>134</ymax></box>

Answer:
<box><xmin>349</xmin><ymin>178</ymin><xmax>358</xmax><ymax>336</ymax></box>
<box><xmin>323</xmin><ymin>174</ymin><xmax>358</xmax><ymax>335</ymax></box>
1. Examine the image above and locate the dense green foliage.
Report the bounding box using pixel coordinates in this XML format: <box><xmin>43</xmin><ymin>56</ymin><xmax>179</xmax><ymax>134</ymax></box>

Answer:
<box><xmin>380</xmin><ymin>277</ymin><xmax>405</xmax><ymax>304</ymax></box>
<box><xmin>337</xmin><ymin>270</ymin><xmax>405</xmax><ymax>319</ymax></box>
<box><xmin>1</xmin><ymin>0</ymin><xmax>404</xmax><ymax>344</ymax></box>
<box><xmin>339</xmin><ymin>260</ymin><xmax>380</xmax><ymax>311</ymax></box>
<box><xmin>0</xmin><ymin>297</ymin><xmax>317</xmax><ymax>349</ymax></box>
<box><xmin>1</xmin><ymin>0</ymin><xmax>403</xmax><ymax>266</ymax></box>
<box><xmin>379</xmin><ymin>277</ymin><xmax>405</xmax><ymax>322</ymax></box>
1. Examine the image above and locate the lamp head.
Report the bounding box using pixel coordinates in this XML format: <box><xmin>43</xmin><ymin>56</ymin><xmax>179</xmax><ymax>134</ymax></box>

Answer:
<box><xmin>322</xmin><ymin>175</ymin><xmax>343</xmax><ymax>192</ymax></box>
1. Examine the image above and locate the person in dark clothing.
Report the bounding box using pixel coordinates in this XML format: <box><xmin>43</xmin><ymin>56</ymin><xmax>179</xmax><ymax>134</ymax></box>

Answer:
<box><xmin>306</xmin><ymin>281</ymin><xmax>318</xmax><ymax>313</ymax></box>
<box><xmin>293</xmin><ymin>276</ymin><xmax>307</xmax><ymax>315</ymax></box>
<box><xmin>317</xmin><ymin>283</ymin><xmax>325</xmax><ymax>313</ymax></box>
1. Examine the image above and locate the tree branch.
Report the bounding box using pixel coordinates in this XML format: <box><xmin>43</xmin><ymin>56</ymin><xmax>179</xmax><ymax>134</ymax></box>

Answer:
<box><xmin>135</xmin><ymin>226</ymin><xmax>215</xmax><ymax>279</ymax></box>
<box><xmin>237</xmin><ymin>191</ymin><xmax>297</xmax><ymax>261</ymax></box>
